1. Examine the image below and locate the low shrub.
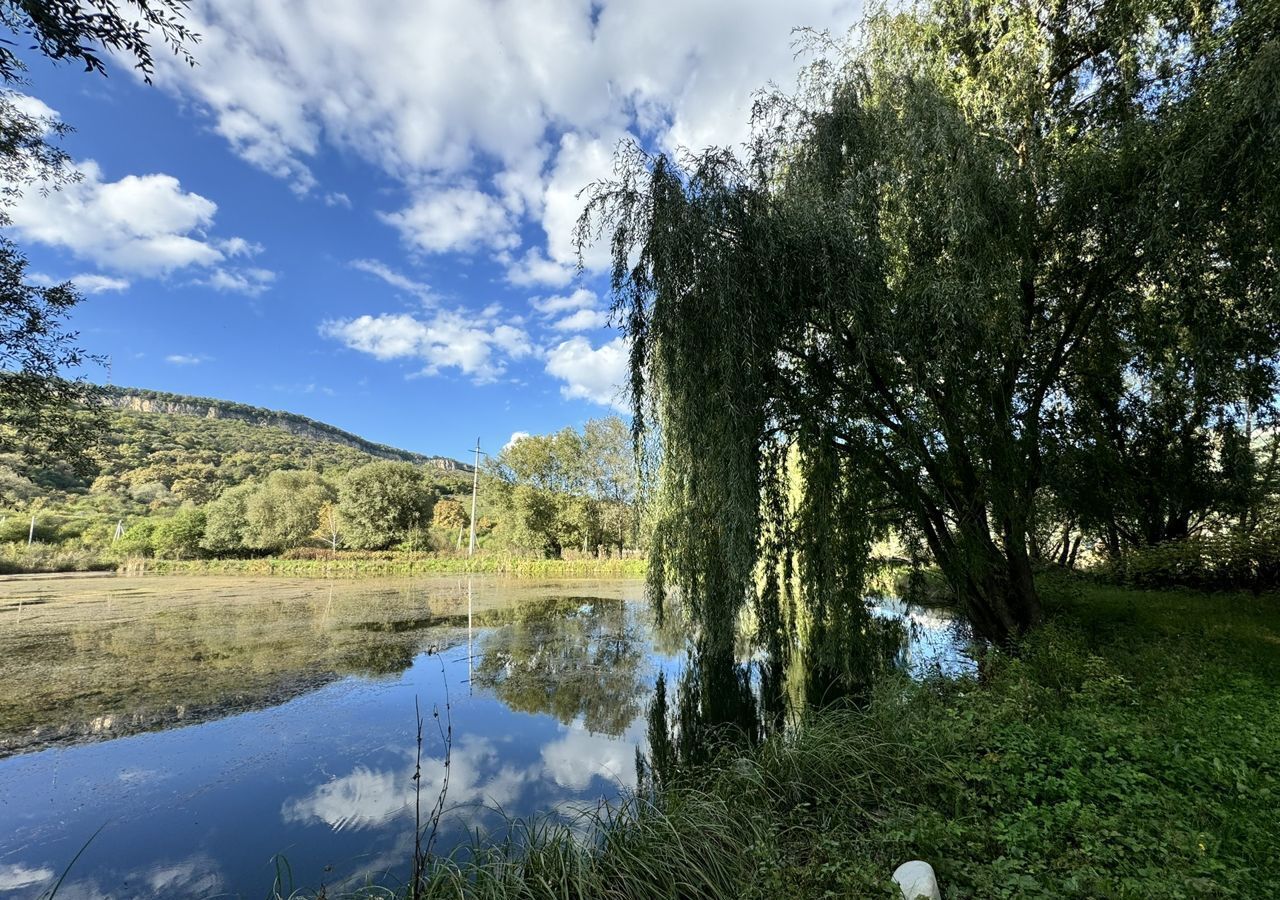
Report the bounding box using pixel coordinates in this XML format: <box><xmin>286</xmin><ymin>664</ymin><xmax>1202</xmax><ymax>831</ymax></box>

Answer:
<box><xmin>1099</xmin><ymin>531</ymin><xmax>1280</xmax><ymax>592</ymax></box>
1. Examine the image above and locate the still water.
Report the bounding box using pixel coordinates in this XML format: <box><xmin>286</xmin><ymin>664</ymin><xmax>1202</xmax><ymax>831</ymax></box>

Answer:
<box><xmin>0</xmin><ymin>575</ymin><xmax>969</xmax><ymax>898</ymax></box>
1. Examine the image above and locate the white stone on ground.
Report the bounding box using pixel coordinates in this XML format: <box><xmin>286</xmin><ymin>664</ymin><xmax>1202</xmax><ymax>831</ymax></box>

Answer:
<box><xmin>892</xmin><ymin>860</ymin><xmax>942</xmax><ymax>900</ymax></box>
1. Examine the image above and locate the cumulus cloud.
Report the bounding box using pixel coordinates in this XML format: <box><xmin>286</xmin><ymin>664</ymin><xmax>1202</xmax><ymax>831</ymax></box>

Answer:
<box><xmin>8</xmin><ymin>158</ymin><xmax>270</xmax><ymax>290</ymax></box>
<box><xmin>551</xmin><ymin>308</ymin><xmax>609</xmax><ymax>332</ymax></box>
<box><xmin>544</xmin><ymin>336</ymin><xmax>629</xmax><ymax>408</ymax></box>
<box><xmin>281</xmin><ymin>737</ymin><xmax>530</xmax><ymax>832</ymax></box>
<box><xmin>531</xmin><ymin>288</ymin><xmax>597</xmax><ymax>317</ymax></box>
<box><xmin>3</xmin><ymin>90</ymin><xmax>61</xmax><ymax>134</ymax></box>
<box><xmin>148</xmin><ymin>0</ymin><xmax>863</xmax><ymax>270</ymax></box>
<box><xmin>540</xmin><ymin>727</ymin><xmax>635</xmax><ymax>792</ymax></box>
<box><xmin>504</xmin><ymin>430</ymin><xmax>531</xmax><ymax>451</ymax></box>
<box><xmin>322</xmin><ymin>308</ymin><xmax>533</xmax><ymax>383</ymax></box>
<box><xmin>503</xmin><ymin>247</ymin><xmax>575</xmax><ymax>288</ymax></box>
<box><xmin>380</xmin><ymin>185</ymin><xmax>518</xmax><ymax>255</ymax></box>
<box><xmin>0</xmin><ymin>864</ymin><xmax>54</xmax><ymax>892</ymax></box>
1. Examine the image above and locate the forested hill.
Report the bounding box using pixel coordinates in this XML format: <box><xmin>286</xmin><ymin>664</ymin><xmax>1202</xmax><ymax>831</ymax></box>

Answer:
<box><xmin>99</xmin><ymin>386</ymin><xmax>469</xmax><ymax>472</ymax></box>
<box><xmin>0</xmin><ymin>384</ymin><xmax>471</xmax><ymax>517</ymax></box>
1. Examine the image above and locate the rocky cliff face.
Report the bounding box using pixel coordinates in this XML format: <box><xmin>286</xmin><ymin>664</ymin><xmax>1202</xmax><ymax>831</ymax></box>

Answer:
<box><xmin>103</xmin><ymin>390</ymin><xmax>469</xmax><ymax>471</ymax></box>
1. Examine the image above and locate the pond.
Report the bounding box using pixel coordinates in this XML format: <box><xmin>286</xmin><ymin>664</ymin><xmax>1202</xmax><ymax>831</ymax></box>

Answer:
<box><xmin>0</xmin><ymin>575</ymin><xmax>970</xmax><ymax>899</ymax></box>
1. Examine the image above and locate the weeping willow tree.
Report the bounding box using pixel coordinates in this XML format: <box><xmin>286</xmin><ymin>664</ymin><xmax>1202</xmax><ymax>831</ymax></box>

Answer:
<box><xmin>580</xmin><ymin>0</ymin><xmax>1279</xmax><ymax>648</ymax></box>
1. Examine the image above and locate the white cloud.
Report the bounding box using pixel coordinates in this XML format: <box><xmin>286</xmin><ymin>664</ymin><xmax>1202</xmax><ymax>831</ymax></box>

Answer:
<box><xmin>3</xmin><ymin>91</ymin><xmax>61</xmax><ymax>134</ymax></box>
<box><xmin>217</xmin><ymin>236</ymin><xmax>263</xmax><ymax>257</ymax></box>
<box><xmin>380</xmin><ymin>185</ymin><xmax>518</xmax><ymax>255</ymax></box>
<box><xmin>552</xmin><ymin>308</ymin><xmax>609</xmax><ymax>332</ymax></box>
<box><xmin>148</xmin><ymin>0</ymin><xmax>864</xmax><ymax>271</ymax></box>
<box><xmin>74</xmin><ymin>274</ymin><xmax>131</xmax><ymax>294</ymax></box>
<box><xmin>351</xmin><ymin>258</ymin><xmax>435</xmax><ymax>304</ymax></box>
<box><xmin>280</xmin><ymin>737</ymin><xmax>530</xmax><ymax>832</ymax></box>
<box><xmin>545</xmin><ymin>336</ymin><xmax>629</xmax><ymax>408</ymax></box>
<box><xmin>503</xmin><ymin>247</ymin><xmax>575</xmax><ymax>288</ymax></box>
<box><xmin>196</xmin><ymin>267</ymin><xmax>276</xmax><ymax>296</ymax></box>
<box><xmin>30</xmin><ymin>272</ymin><xmax>131</xmax><ymax>294</ymax></box>
<box><xmin>540</xmin><ymin>727</ymin><xmax>634</xmax><ymax>792</ymax></box>
<box><xmin>504</xmin><ymin>430</ymin><xmax>531</xmax><ymax>451</ymax></box>
<box><xmin>322</xmin><ymin>308</ymin><xmax>533</xmax><ymax>383</ymax></box>
<box><xmin>0</xmin><ymin>864</ymin><xmax>54</xmax><ymax>891</ymax></box>
<box><xmin>539</xmin><ymin>131</ymin><xmax>619</xmax><ymax>270</ymax></box>
<box><xmin>165</xmin><ymin>353</ymin><xmax>210</xmax><ymax>365</ymax></box>
<box><xmin>531</xmin><ymin>288</ymin><xmax>597</xmax><ymax>317</ymax></box>
<box><xmin>8</xmin><ymin>159</ymin><xmax>266</xmax><ymax>285</ymax></box>
<box><xmin>491</xmin><ymin>324</ymin><xmax>535</xmax><ymax>359</ymax></box>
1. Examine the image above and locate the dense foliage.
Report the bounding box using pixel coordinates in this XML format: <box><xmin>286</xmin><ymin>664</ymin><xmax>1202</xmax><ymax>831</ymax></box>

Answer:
<box><xmin>583</xmin><ymin>0</ymin><xmax>1280</xmax><ymax>646</ymax></box>
<box><xmin>487</xmin><ymin>417</ymin><xmax>640</xmax><ymax>559</ymax></box>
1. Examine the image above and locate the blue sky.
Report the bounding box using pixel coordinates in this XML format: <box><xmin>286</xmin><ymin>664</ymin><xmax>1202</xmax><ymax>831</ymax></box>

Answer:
<box><xmin>5</xmin><ymin>0</ymin><xmax>860</xmax><ymax>460</ymax></box>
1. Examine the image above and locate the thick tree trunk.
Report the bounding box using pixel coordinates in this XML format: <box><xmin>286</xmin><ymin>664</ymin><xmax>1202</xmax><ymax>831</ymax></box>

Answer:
<box><xmin>938</xmin><ymin>518</ymin><xmax>1043</xmax><ymax>647</ymax></box>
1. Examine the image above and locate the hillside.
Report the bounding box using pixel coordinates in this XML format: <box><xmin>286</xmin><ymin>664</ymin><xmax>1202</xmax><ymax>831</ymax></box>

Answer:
<box><xmin>100</xmin><ymin>386</ymin><xmax>469</xmax><ymax>471</ymax></box>
<box><xmin>0</xmin><ymin>385</ymin><xmax>471</xmax><ymax>520</ymax></box>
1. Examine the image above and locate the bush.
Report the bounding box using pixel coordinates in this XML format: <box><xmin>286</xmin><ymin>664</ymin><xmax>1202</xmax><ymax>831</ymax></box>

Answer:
<box><xmin>1099</xmin><ymin>531</ymin><xmax>1280</xmax><ymax>592</ymax></box>
<box><xmin>152</xmin><ymin>508</ymin><xmax>207</xmax><ymax>559</ymax></box>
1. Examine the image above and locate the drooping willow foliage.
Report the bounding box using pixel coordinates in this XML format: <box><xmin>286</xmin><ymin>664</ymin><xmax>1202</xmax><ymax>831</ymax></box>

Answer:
<box><xmin>579</xmin><ymin>0</ymin><xmax>1280</xmax><ymax>653</ymax></box>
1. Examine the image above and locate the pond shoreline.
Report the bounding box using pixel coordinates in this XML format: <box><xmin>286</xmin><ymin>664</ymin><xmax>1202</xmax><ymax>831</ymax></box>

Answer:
<box><xmin>117</xmin><ymin>555</ymin><xmax>648</xmax><ymax>579</ymax></box>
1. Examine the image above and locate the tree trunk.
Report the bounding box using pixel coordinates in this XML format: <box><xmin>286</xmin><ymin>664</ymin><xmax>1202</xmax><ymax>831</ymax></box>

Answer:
<box><xmin>938</xmin><ymin>517</ymin><xmax>1043</xmax><ymax>647</ymax></box>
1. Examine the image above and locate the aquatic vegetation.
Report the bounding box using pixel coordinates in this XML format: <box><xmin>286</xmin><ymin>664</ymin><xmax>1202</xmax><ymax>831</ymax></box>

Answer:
<box><xmin>123</xmin><ymin>555</ymin><xmax>647</xmax><ymax>579</ymax></box>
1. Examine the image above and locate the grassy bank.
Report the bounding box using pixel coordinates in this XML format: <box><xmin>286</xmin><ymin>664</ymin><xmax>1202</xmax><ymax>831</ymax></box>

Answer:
<box><xmin>0</xmin><ymin>543</ymin><xmax>115</xmax><ymax>575</ymax></box>
<box><xmin>120</xmin><ymin>554</ymin><xmax>647</xmax><ymax>579</ymax></box>
<box><xmin>299</xmin><ymin>575</ymin><xmax>1278</xmax><ymax>899</ymax></box>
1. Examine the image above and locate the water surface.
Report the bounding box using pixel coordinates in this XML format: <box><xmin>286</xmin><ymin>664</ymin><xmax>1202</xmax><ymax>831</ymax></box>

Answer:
<box><xmin>0</xmin><ymin>575</ymin><xmax>967</xmax><ymax>898</ymax></box>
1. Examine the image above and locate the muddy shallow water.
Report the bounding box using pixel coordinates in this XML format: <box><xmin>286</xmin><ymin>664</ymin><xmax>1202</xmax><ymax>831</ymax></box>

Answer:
<box><xmin>0</xmin><ymin>575</ymin><xmax>969</xmax><ymax>898</ymax></box>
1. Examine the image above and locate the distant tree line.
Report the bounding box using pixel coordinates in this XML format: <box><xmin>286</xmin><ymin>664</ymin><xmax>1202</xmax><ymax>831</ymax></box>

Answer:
<box><xmin>4</xmin><ymin>407</ymin><xmax>641</xmax><ymax>562</ymax></box>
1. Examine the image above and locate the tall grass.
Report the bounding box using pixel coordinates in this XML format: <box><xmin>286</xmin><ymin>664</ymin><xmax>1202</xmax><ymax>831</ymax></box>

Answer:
<box><xmin>304</xmin><ymin>705</ymin><xmax>923</xmax><ymax>900</ymax></box>
<box><xmin>0</xmin><ymin>542</ymin><xmax>115</xmax><ymax>575</ymax></box>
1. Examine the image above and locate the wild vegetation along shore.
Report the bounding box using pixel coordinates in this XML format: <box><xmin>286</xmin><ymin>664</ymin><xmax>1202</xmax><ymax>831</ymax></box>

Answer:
<box><xmin>281</xmin><ymin>574</ymin><xmax>1279</xmax><ymax>900</ymax></box>
<box><xmin>119</xmin><ymin>554</ymin><xmax>646</xmax><ymax>579</ymax></box>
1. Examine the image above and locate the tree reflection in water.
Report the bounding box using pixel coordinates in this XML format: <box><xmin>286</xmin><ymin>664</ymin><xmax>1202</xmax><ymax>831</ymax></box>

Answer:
<box><xmin>470</xmin><ymin>597</ymin><xmax>649</xmax><ymax>737</ymax></box>
<box><xmin>641</xmin><ymin>593</ymin><xmax>910</xmax><ymax>788</ymax></box>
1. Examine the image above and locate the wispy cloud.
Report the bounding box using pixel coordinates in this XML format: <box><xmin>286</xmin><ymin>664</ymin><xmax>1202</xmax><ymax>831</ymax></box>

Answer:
<box><xmin>165</xmin><ymin>353</ymin><xmax>211</xmax><ymax>366</ymax></box>
<box><xmin>351</xmin><ymin>258</ymin><xmax>435</xmax><ymax>305</ymax></box>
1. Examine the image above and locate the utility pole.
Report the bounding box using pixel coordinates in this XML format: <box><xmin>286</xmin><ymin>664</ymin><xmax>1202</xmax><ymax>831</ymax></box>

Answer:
<box><xmin>28</xmin><ymin>516</ymin><xmax>35</xmax><ymax>546</ymax></box>
<box><xmin>468</xmin><ymin>438</ymin><xmax>481</xmax><ymax>557</ymax></box>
